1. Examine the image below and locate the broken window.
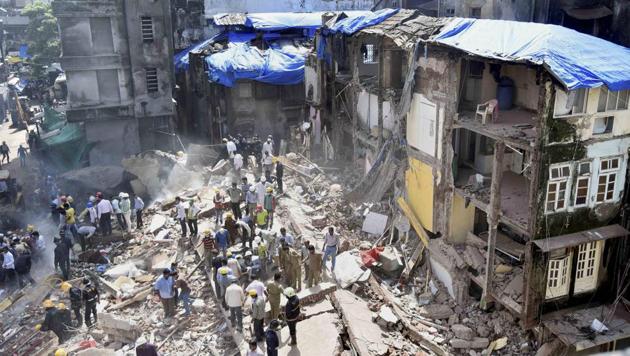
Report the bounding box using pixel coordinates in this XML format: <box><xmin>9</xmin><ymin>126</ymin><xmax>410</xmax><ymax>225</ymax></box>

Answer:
<box><xmin>546</xmin><ymin>251</ymin><xmax>572</xmax><ymax>299</ymax></box>
<box><xmin>592</xmin><ymin>116</ymin><xmax>614</xmax><ymax>135</ymax></box>
<box><xmin>546</xmin><ymin>163</ymin><xmax>571</xmax><ymax>212</ymax></box>
<box><xmin>554</xmin><ymin>88</ymin><xmax>588</xmax><ymax>117</ymax></box>
<box><xmin>141</xmin><ymin>16</ymin><xmax>154</xmax><ymax>43</ymax></box>
<box><xmin>597</xmin><ymin>87</ymin><xmax>629</xmax><ymax>112</ymax></box>
<box><xmin>596</xmin><ymin>157</ymin><xmax>620</xmax><ymax>202</ymax></box>
<box><xmin>575</xmin><ymin>241</ymin><xmax>603</xmax><ymax>294</ymax></box>
<box><xmin>574</xmin><ymin>162</ymin><xmax>590</xmax><ymax>207</ymax></box>
<box><xmin>361</xmin><ymin>44</ymin><xmax>378</xmax><ymax>64</ymax></box>
<box><xmin>145</xmin><ymin>68</ymin><xmax>158</xmax><ymax>93</ymax></box>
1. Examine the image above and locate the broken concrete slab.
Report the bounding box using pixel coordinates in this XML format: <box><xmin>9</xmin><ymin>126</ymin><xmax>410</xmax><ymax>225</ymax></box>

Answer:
<box><xmin>361</xmin><ymin>212</ymin><xmax>388</xmax><ymax>235</ymax></box>
<box><xmin>302</xmin><ymin>299</ymin><xmax>335</xmax><ymax>318</ymax></box>
<box><xmin>378</xmin><ymin>246</ymin><xmax>403</xmax><ymax>272</ymax></box>
<box><xmin>278</xmin><ymin>311</ymin><xmax>340</xmax><ymax>356</ymax></box>
<box><xmin>450</xmin><ymin>337</ymin><xmax>490</xmax><ymax>349</ymax></box>
<box><xmin>503</xmin><ymin>274</ymin><xmax>524</xmax><ymax>297</ymax></box>
<box><xmin>147</xmin><ymin>214</ymin><xmax>167</xmax><ymax>234</ymax></box>
<box><xmin>418</xmin><ymin>304</ymin><xmax>454</xmax><ymax>320</ymax></box>
<box><xmin>75</xmin><ymin>349</ymin><xmax>117</xmax><ymax>356</ymax></box>
<box><xmin>100</xmin><ymin>313</ymin><xmax>141</xmax><ymax>343</ymax></box>
<box><xmin>58</xmin><ymin>165</ymin><xmax>129</xmax><ymax>199</ymax></box>
<box><xmin>154</xmin><ymin>229</ymin><xmax>171</xmax><ymax>241</ymax></box>
<box><xmin>333</xmin><ymin>289</ymin><xmax>385</xmax><ymax>356</ymax></box>
<box><xmin>463</xmin><ymin>245</ymin><xmax>485</xmax><ymax>272</ymax></box>
<box><xmin>150</xmin><ymin>253</ymin><xmax>174</xmax><ymax>272</ymax></box>
<box><xmin>333</xmin><ymin>252</ymin><xmax>371</xmax><ymax>288</ymax></box>
<box><xmin>451</xmin><ymin>324</ymin><xmax>474</xmax><ymax>341</ymax></box>
<box><xmin>377</xmin><ymin>305</ymin><xmax>399</xmax><ymax>326</ymax></box>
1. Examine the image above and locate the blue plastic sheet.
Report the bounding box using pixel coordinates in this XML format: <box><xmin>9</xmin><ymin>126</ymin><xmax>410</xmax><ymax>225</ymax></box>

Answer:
<box><xmin>18</xmin><ymin>44</ymin><xmax>31</xmax><ymax>59</ymax></box>
<box><xmin>174</xmin><ymin>33</ymin><xmax>225</xmax><ymax>73</ymax></box>
<box><xmin>433</xmin><ymin>18</ymin><xmax>630</xmax><ymax>91</ymax></box>
<box><xmin>206</xmin><ymin>42</ymin><xmax>306</xmax><ymax>87</ymax></box>
<box><xmin>326</xmin><ymin>8</ymin><xmax>399</xmax><ymax>35</ymax></box>
<box><xmin>240</xmin><ymin>11</ymin><xmax>370</xmax><ymax>31</ymax></box>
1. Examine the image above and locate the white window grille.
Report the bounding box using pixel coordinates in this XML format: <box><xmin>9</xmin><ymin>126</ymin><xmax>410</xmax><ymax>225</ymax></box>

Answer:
<box><xmin>546</xmin><ymin>164</ymin><xmax>571</xmax><ymax>212</ymax></box>
<box><xmin>141</xmin><ymin>16</ymin><xmax>154</xmax><ymax>43</ymax></box>
<box><xmin>546</xmin><ymin>253</ymin><xmax>572</xmax><ymax>299</ymax></box>
<box><xmin>363</xmin><ymin>44</ymin><xmax>377</xmax><ymax>64</ymax></box>
<box><xmin>596</xmin><ymin>157</ymin><xmax>620</xmax><ymax>203</ymax></box>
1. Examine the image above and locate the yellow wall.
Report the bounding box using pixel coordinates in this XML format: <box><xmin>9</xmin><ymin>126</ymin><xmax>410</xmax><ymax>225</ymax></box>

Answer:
<box><xmin>449</xmin><ymin>194</ymin><xmax>476</xmax><ymax>244</ymax></box>
<box><xmin>405</xmin><ymin>158</ymin><xmax>435</xmax><ymax>232</ymax></box>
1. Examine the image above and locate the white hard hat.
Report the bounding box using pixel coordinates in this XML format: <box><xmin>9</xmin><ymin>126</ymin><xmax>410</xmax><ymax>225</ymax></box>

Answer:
<box><xmin>249</xmin><ymin>186</ymin><xmax>255</xmax><ymax>192</ymax></box>
<box><xmin>261</xmin><ymin>176</ymin><xmax>266</xmax><ymax>182</ymax></box>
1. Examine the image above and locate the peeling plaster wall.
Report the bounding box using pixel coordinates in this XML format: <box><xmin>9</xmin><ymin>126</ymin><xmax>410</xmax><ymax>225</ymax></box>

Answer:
<box><xmin>356</xmin><ymin>90</ymin><xmax>395</xmax><ymax>131</ymax></box>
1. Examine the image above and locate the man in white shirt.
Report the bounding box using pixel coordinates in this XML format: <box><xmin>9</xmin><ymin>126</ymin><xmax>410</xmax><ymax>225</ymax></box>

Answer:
<box><xmin>96</xmin><ymin>198</ymin><xmax>113</xmax><ymax>236</ymax></box>
<box><xmin>233</xmin><ymin>152</ymin><xmax>243</xmax><ymax>172</ymax></box>
<box><xmin>246</xmin><ymin>276</ymin><xmax>266</xmax><ymax>302</ymax></box>
<box><xmin>255</xmin><ymin>177</ymin><xmax>266</xmax><ymax>205</ymax></box>
<box><xmin>111</xmin><ymin>197</ymin><xmax>126</xmax><ymax>231</ymax></box>
<box><xmin>2</xmin><ymin>247</ymin><xmax>17</xmax><ymax>287</ymax></box>
<box><xmin>322</xmin><ymin>226</ymin><xmax>339</xmax><ymax>272</ymax></box>
<box><xmin>261</xmin><ymin>136</ymin><xmax>274</xmax><ymax>157</ymax></box>
<box><xmin>225</xmin><ymin>277</ymin><xmax>245</xmax><ymax>331</ymax></box>
<box><xmin>77</xmin><ymin>225</ymin><xmax>97</xmax><ymax>251</ymax></box>
<box><xmin>226</xmin><ymin>139</ymin><xmax>237</xmax><ymax>157</ymax></box>
<box><xmin>175</xmin><ymin>197</ymin><xmax>188</xmax><ymax>237</ymax></box>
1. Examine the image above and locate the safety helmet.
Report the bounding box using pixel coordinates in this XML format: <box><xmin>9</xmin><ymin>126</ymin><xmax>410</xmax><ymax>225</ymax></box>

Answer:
<box><xmin>248</xmin><ymin>289</ymin><xmax>257</xmax><ymax>297</ymax></box>
<box><xmin>26</xmin><ymin>225</ymin><xmax>34</xmax><ymax>232</ymax></box>
<box><xmin>219</xmin><ymin>267</ymin><xmax>229</xmax><ymax>275</ymax></box>
<box><xmin>249</xmin><ymin>186</ymin><xmax>255</xmax><ymax>192</ymax></box>
<box><xmin>66</xmin><ymin>196</ymin><xmax>74</xmax><ymax>204</ymax></box>
<box><xmin>266</xmin><ymin>187</ymin><xmax>273</xmax><ymax>193</ymax></box>
<box><xmin>226</xmin><ymin>251</ymin><xmax>233</xmax><ymax>257</ymax></box>
<box><xmin>57</xmin><ymin>303</ymin><xmax>66</xmax><ymax>310</ymax></box>
<box><xmin>60</xmin><ymin>282</ymin><xmax>72</xmax><ymax>293</ymax></box>
<box><xmin>177</xmin><ymin>151</ymin><xmax>184</xmax><ymax>157</ymax></box>
<box><xmin>253</xmin><ymin>236</ymin><xmax>261</xmax><ymax>244</ymax></box>
<box><xmin>87</xmin><ymin>201</ymin><xmax>93</xmax><ymax>208</ymax></box>
<box><xmin>244</xmin><ymin>250</ymin><xmax>253</xmax><ymax>257</ymax></box>
<box><xmin>260</xmin><ymin>176</ymin><xmax>266</xmax><ymax>183</ymax></box>
<box><xmin>42</xmin><ymin>299</ymin><xmax>54</xmax><ymax>308</ymax></box>
<box><xmin>203</xmin><ymin>229</ymin><xmax>212</xmax><ymax>236</ymax></box>
<box><xmin>222</xmin><ymin>138</ymin><xmax>228</xmax><ymax>143</ymax></box>
<box><xmin>225</xmin><ymin>212</ymin><xmax>233</xmax><ymax>218</ymax></box>
<box><xmin>35</xmin><ymin>324</ymin><xmax>42</xmax><ymax>331</ymax></box>
<box><xmin>284</xmin><ymin>287</ymin><xmax>296</xmax><ymax>298</ymax></box>
<box><xmin>228</xmin><ymin>276</ymin><xmax>238</xmax><ymax>283</ymax></box>
<box><xmin>54</xmin><ymin>349</ymin><xmax>68</xmax><ymax>356</ymax></box>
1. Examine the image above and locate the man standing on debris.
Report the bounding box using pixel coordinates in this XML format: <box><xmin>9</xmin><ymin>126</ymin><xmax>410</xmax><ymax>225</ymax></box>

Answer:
<box><xmin>61</xmin><ymin>281</ymin><xmax>83</xmax><ymax>327</ymax></box>
<box><xmin>237</xmin><ymin>216</ymin><xmax>253</xmax><ymax>249</ymax></box>
<box><xmin>96</xmin><ymin>193</ymin><xmax>113</xmax><ymax>236</ymax></box>
<box><xmin>262</xmin><ymin>152</ymin><xmax>273</xmax><ymax>180</ymax></box>
<box><xmin>76</xmin><ymin>224</ymin><xmax>96</xmax><ymax>251</ymax></box>
<box><xmin>226</xmin><ymin>137</ymin><xmax>237</xmax><ymax>157</ymax></box>
<box><xmin>64</xmin><ymin>202</ymin><xmax>79</xmax><ymax>241</ymax></box>
<box><xmin>217</xmin><ymin>266</ymin><xmax>232</xmax><ymax>309</ymax></box>
<box><xmin>307</xmin><ymin>245</ymin><xmax>322</xmax><ymax>288</ymax></box>
<box><xmin>37</xmin><ymin>300</ymin><xmax>65</xmax><ymax>343</ymax></box>
<box><xmin>266</xmin><ymin>272</ymin><xmax>283</xmax><ymax>321</ymax></box>
<box><xmin>227</xmin><ymin>181</ymin><xmax>242</xmax><ymax>220</ymax></box>
<box><xmin>56</xmin><ymin>303</ymin><xmax>72</xmax><ymax>340</ymax></box>
<box><xmin>174</xmin><ymin>273</ymin><xmax>192</xmax><ymax>317</ymax></box>
<box><xmin>301</xmin><ymin>240</ymin><xmax>311</xmax><ymax>280</ymax></box>
<box><xmin>120</xmin><ymin>192</ymin><xmax>132</xmax><ymax>232</ymax></box>
<box><xmin>246</xmin><ymin>275</ymin><xmax>266</xmax><ymax>302</ymax></box>
<box><xmin>154</xmin><ymin>269</ymin><xmax>176</xmax><ymax>319</ymax></box>
<box><xmin>224</xmin><ymin>213</ymin><xmax>239</xmax><ymax>246</ymax></box>
<box><xmin>284</xmin><ymin>287</ymin><xmax>300</xmax><ymax>346</ymax></box>
<box><xmin>83</xmin><ymin>278</ymin><xmax>99</xmax><ymax>327</ymax></box>
<box><xmin>233</xmin><ymin>152</ymin><xmax>244</xmax><ymax>174</ymax></box>
<box><xmin>275</xmin><ymin>160</ymin><xmax>284</xmax><ymax>194</ymax></box>
<box><xmin>202</xmin><ymin>230</ymin><xmax>216</xmax><ymax>269</ymax></box>
<box><xmin>265</xmin><ymin>320</ymin><xmax>281</xmax><ymax>356</ymax></box>
<box><xmin>246</xmin><ymin>186</ymin><xmax>257</xmax><ymax>217</ymax></box>
<box><xmin>175</xmin><ymin>197</ymin><xmax>188</xmax><ymax>237</ymax></box>
<box><xmin>1</xmin><ymin>141</ymin><xmax>9</xmax><ymax>163</ymax></box>
<box><xmin>254</xmin><ymin>205</ymin><xmax>269</xmax><ymax>230</ymax></box>
<box><xmin>263</xmin><ymin>187</ymin><xmax>276</xmax><ymax>228</ymax></box>
<box><xmin>186</xmin><ymin>199</ymin><xmax>200</xmax><ymax>237</ymax></box>
<box><xmin>254</xmin><ymin>177</ymin><xmax>267</xmax><ymax>205</ymax></box>
<box><xmin>279</xmin><ymin>227</ymin><xmax>294</xmax><ymax>246</ymax></box>
<box><xmin>111</xmin><ymin>195</ymin><xmax>125</xmax><ymax>231</ymax></box>
<box><xmin>288</xmin><ymin>249</ymin><xmax>302</xmax><ymax>291</ymax></box>
<box><xmin>322</xmin><ymin>226</ymin><xmax>339</xmax><ymax>273</ymax></box>
<box><xmin>250</xmin><ymin>289</ymin><xmax>266</xmax><ymax>342</ymax></box>
<box><xmin>215</xmin><ymin>227</ymin><xmax>229</xmax><ymax>256</ymax></box>
<box><xmin>15</xmin><ymin>249</ymin><xmax>35</xmax><ymax>287</ymax></box>
<box><xmin>226</xmin><ymin>251</ymin><xmax>242</xmax><ymax>280</ymax></box>
<box><xmin>225</xmin><ymin>276</ymin><xmax>245</xmax><ymax>332</ymax></box>
<box><xmin>53</xmin><ymin>237</ymin><xmax>70</xmax><ymax>280</ymax></box>
<box><xmin>213</xmin><ymin>188</ymin><xmax>225</xmax><ymax>225</ymax></box>
<box><xmin>134</xmin><ymin>195</ymin><xmax>145</xmax><ymax>229</ymax></box>
<box><xmin>2</xmin><ymin>246</ymin><xmax>17</xmax><ymax>287</ymax></box>
<box><xmin>262</xmin><ymin>135</ymin><xmax>274</xmax><ymax>157</ymax></box>
<box><xmin>17</xmin><ymin>144</ymin><xmax>27</xmax><ymax>167</ymax></box>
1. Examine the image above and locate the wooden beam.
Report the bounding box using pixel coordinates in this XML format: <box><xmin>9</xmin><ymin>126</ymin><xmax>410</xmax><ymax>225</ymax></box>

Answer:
<box><xmin>481</xmin><ymin>141</ymin><xmax>505</xmax><ymax>310</ymax></box>
<box><xmin>396</xmin><ymin>197</ymin><xmax>430</xmax><ymax>247</ymax></box>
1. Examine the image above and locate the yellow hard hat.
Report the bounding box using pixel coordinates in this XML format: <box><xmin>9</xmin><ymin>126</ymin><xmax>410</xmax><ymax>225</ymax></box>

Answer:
<box><xmin>60</xmin><ymin>282</ymin><xmax>72</xmax><ymax>293</ymax></box>
<box><xmin>35</xmin><ymin>324</ymin><xmax>41</xmax><ymax>331</ymax></box>
<box><xmin>66</xmin><ymin>196</ymin><xmax>74</xmax><ymax>204</ymax></box>
<box><xmin>203</xmin><ymin>229</ymin><xmax>212</xmax><ymax>236</ymax></box>
<box><xmin>177</xmin><ymin>151</ymin><xmax>184</xmax><ymax>157</ymax></box>
<box><xmin>57</xmin><ymin>303</ymin><xmax>66</xmax><ymax>310</ymax></box>
<box><xmin>272</xmin><ymin>156</ymin><xmax>279</xmax><ymax>164</ymax></box>
<box><xmin>219</xmin><ymin>267</ymin><xmax>229</xmax><ymax>275</ymax></box>
<box><xmin>26</xmin><ymin>224</ymin><xmax>34</xmax><ymax>232</ymax></box>
<box><xmin>42</xmin><ymin>299</ymin><xmax>54</xmax><ymax>308</ymax></box>
<box><xmin>54</xmin><ymin>349</ymin><xmax>68</xmax><ymax>356</ymax></box>
<box><xmin>248</xmin><ymin>289</ymin><xmax>258</xmax><ymax>297</ymax></box>
<box><xmin>225</xmin><ymin>212</ymin><xmax>233</xmax><ymax>218</ymax></box>
<box><xmin>226</xmin><ymin>251</ymin><xmax>233</xmax><ymax>257</ymax></box>
<box><xmin>266</xmin><ymin>187</ymin><xmax>273</xmax><ymax>192</ymax></box>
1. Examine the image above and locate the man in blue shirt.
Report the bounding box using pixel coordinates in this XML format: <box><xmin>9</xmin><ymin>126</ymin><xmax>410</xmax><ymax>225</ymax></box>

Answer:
<box><xmin>215</xmin><ymin>228</ymin><xmax>229</xmax><ymax>256</ymax></box>
<box><xmin>153</xmin><ymin>269</ymin><xmax>175</xmax><ymax>319</ymax></box>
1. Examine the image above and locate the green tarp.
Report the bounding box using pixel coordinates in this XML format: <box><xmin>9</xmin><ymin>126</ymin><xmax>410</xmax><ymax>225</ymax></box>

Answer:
<box><xmin>39</xmin><ymin>106</ymin><xmax>91</xmax><ymax>169</ymax></box>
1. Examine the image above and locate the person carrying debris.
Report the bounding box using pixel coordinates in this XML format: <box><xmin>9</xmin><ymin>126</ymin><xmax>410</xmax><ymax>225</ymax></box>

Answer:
<box><xmin>186</xmin><ymin>199</ymin><xmax>200</xmax><ymax>237</ymax></box>
<box><xmin>284</xmin><ymin>287</ymin><xmax>301</xmax><ymax>346</ymax></box>
<box><xmin>245</xmin><ymin>186</ymin><xmax>257</xmax><ymax>217</ymax></box>
<box><xmin>216</xmin><ymin>266</ymin><xmax>233</xmax><ymax>309</ymax></box>
<box><xmin>275</xmin><ymin>160</ymin><xmax>284</xmax><ymax>194</ymax></box>
<box><xmin>322</xmin><ymin>226</ymin><xmax>339</xmax><ymax>273</ymax></box>
<box><xmin>175</xmin><ymin>197</ymin><xmax>188</xmax><ymax>237</ymax></box>
<box><xmin>134</xmin><ymin>195</ymin><xmax>145</xmax><ymax>228</ymax></box>
<box><xmin>215</xmin><ymin>227</ymin><xmax>229</xmax><ymax>256</ymax></box>
<box><xmin>225</xmin><ymin>276</ymin><xmax>245</xmax><ymax>332</ymax></box>
<box><xmin>266</xmin><ymin>272</ymin><xmax>283</xmax><ymax>321</ymax></box>
<box><xmin>224</xmin><ymin>213</ymin><xmax>239</xmax><ymax>246</ymax></box>
<box><xmin>254</xmin><ymin>205</ymin><xmax>269</xmax><ymax>230</ymax></box>
<box><xmin>76</xmin><ymin>224</ymin><xmax>96</xmax><ymax>251</ymax></box>
<box><xmin>53</xmin><ymin>237</ymin><xmax>70</xmax><ymax>280</ymax></box>
<box><xmin>213</xmin><ymin>188</ymin><xmax>225</xmax><ymax>225</ymax></box>
<box><xmin>250</xmin><ymin>289</ymin><xmax>266</xmax><ymax>342</ymax></box>
<box><xmin>307</xmin><ymin>245</ymin><xmax>323</xmax><ymax>288</ymax></box>
<box><xmin>37</xmin><ymin>299</ymin><xmax>66</xmax><ymax>343</ymax></box>
<box><xmin>83</xmin><ymin>278</ymin><xmax>99</xmax><ymax>327</ymax></box>
<box><xmin>61</xmin><ymin>281</ymin><xmax>84</xmax><ymax>327</ymax></box>
<box><xmin>227</xmin><ymin>181</ymin><xmax>243</xmax><ymax>220</ymax></box>
<box><xmin>120</xmin><ymin>192</ymin><xmax>132</xmax><ymax>232</ymax></box>
<box><xmin>265</xmin><ymin>320</ymin><xmax>281</xmax><ymax>356</ymax></box>
<box><xmin>154</xmin><ymin>269</ymin><xmax>176</xmax><ymax>319</ymax></box>
<box><xmin>263</xmin><ymin>187</ymin><xmax>276</xmax><ymax>228</ymax></box>
<box><xmin>96</xmin><ymin>193</ymin><xmax>113</xmax><ymax>236</ymax></box>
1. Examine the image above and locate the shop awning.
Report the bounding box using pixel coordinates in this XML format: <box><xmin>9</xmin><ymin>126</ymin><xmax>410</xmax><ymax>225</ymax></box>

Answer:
<box><xmin>533</xmin><ymin>224</ymin><xmax>628</xmax><ymax>252</ymax></box>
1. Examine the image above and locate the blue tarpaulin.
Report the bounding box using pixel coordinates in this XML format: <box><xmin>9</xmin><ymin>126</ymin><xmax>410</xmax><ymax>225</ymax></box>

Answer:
<box><xmin>174</xmin><ymin>33</ymin><xmax>225</xmax><ymax>73</ymax></box>
<box><xmin>326</xmin><ymin>8</ymin><xmax>399</xmax><ymax>35</ymax></box>
<box><xmin>433</xmin><ymin>18</ymin><xmax>630</xmax><ymax>91</ymax></box>
<box><xmin>215</xmin><ymin>11</ymin><xmax>371</xmax><ymax>31</ymax></box>
<box><xmin>18</xmin><ymin>44</ymin><xmax>31</xmax><ymax>59</ymax></box>
<box><xmin>206</xmin><ymin>42</ymin><xmax>306</xmax><ymax>87</ymax></box>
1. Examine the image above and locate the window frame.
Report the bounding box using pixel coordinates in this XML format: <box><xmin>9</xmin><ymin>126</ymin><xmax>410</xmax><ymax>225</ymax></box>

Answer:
<box><xmin>546</xmin><ymin>252</ymin><xmax>572</xmax><ymax>299</ymax></box>
<box><xmin>574</xmin><ymin>241</ymin><xmax>604</xmax><ymax>294</ymax></box>
<box><xmin>145</xmin><ymin>68</ymin><xmax>158</xmax><ymax>94</ymax></box>
<box><xmin>546</xmin><ymin>163</ymin><xmax>571</xmax><ymax>213</ymax></box>
<box><xmin>140</xmin><ymin>16</ymin><xmax>154</xmax><ymax>43</ymax></box>
<box><xmin>597</xmin><ymin>87</ymin><xmax>629</xmax><ymax>113</ymax></box>
<box><xmin>554</xmin><ymin>88</ymin><xmax>589</xmax><ymax>118</ymax></box>
<box><xmin>362</xmin><ymin>44</ymin><xmax>378</xmax><ymax>64</ymax></box>
<box><xmin>596</xmin><ymin>157</ymin><xmax>621</xmax><ymax>203</ymax></box>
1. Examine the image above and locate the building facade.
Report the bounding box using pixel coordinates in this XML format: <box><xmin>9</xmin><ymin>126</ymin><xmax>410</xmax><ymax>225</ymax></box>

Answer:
<box><xmin>52</xmin><ymin>0</ymin><xmax>175</xmax><ymax>165</ymax></box>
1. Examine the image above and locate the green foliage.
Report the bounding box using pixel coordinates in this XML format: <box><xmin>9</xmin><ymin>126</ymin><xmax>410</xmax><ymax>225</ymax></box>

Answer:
<box><xmin>22</xmin><ymin>1</ymin><xmax>60</xmax><ymax>77</ymax></box>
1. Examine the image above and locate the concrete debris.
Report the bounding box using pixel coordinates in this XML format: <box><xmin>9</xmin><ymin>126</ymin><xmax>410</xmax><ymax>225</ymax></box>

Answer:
<box><xmin>333</xmin><ymin>251</ymin><xmax>371</xmax><ymax>288</ymax></box>
<box><xmin>450</xmin><ymin>337</ymin><xmax>490</xmax><ymax>349</ymax></box>
<box><xmin>147</xmin><ymin>214</ymin><xmax>167</xmax><ymax>234</ymax></box>
<box><xmin>377</xmin><ymin>305</ymin><xmax>399</xmax><ymax>326</ymax></box>
<box><xmin>100</xmin><ymin>313</ymin><xmax>141</xmax><ymax>343</ymax></box>
<box><xmin>58</xmin><ymin>165</ymin><xmax>130</xmax><ymax>198</ymax></box>
<box><xmin>378</xmin><ymin>246</ymin><xmax>403</xmax><ymax>273</ymax></box>
<box><xmin>418</xmin><ymin>304</ymin><xmax>454</xmax><ymax>320</ymax></box>
<box><xmin>451</xmin><ymin>324</ymin><xmax>474</xmax><ymax>341</ymax></box>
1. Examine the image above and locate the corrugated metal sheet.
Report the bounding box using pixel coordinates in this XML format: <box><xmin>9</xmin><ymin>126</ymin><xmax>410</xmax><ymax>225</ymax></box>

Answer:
<box><xmin>213</xmin><ymin>13</ymin><xmax>247</xmax><ymax>26</ymax></box>
<box><xmin>360</xmin><ymin>10</ymin><xmax>451</xmax><ymax>48</ymax></box>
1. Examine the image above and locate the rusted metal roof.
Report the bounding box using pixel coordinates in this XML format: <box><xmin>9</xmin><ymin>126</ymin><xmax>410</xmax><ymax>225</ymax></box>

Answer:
<box><xmin>213</xmin><ymin>13</ymin><xmax>247</xmax><ymax>26</ymax></box>
<box><xmin>359</xmin><ymin>9</ymin><xmax>452</xmax><ymax>48</ymax></box>
<box><xmin>533</xmin><ymin>224</ymin><xmax>629</xmax><ymax>252</ymax></box>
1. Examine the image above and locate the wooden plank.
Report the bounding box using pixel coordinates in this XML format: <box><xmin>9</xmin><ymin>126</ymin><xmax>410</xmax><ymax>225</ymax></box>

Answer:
<box><xmin>400</xmin><ymin>244</ymin><xmax>424</xmax><ymax>281</ymax></box>
<box><xmin>396</xmin><ymin>197</ymin><xmax>430</xmax><ymax>247</ymax></box>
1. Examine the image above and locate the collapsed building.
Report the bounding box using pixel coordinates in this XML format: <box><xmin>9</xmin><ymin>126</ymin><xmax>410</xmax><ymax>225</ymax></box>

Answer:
<box><xmin>310</xmin><ymin>8</ymin><xmax>630</xmax><ymax>354</ymax></box>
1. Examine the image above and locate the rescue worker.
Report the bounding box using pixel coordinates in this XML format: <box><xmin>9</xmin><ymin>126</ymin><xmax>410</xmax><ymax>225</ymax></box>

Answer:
<box><xmin>307</xmin><ymin>245</ymin><xmax>323</xmax><ymax>288</ymax></box>
<box><xmin>53</xmin><ymin>237</ymin><xmax>70</xmax><ymax>280</ymax></box>
<box><xmin>254</xmin><ymin>205</ymin><xmax>268</xmax><ymax>230</ymax></box>
<box><xmin>186</xmin><ymin>199</ymin><xmax>200</xmax><ymax>237</ymax></box>
<box><xmin>216</xmin><ymin>266</ymin><xmax>232</xmax><ymax>309</ymax></box>
<box><xmin>266</xmin><ymin>320</ymin><xmax>281</xmax><ymax>356</ymax></box>
<box><xmin>284</xmin><ymin>287</ymin><xmax>301</xmax><ymax>346</ymax></box>
<box><xmin>237</xmin><ymin>216</ymin><xmax>252</xmax><ymax>249</ymax></box>
<box><xmin>279</xmin><ymin>227</ymin><xmax>294</xmax><ymax>246</ymax></box>
<box><xmin>254</xmin><ymin>177</ymin><xmax>266</xmax><ymax>205</ymax></box>
<box><xmin>266</xmin><ymin>272</ymin><xmax>283</xmax><ymax>321</ymax></box>
<box><xmin>2</xmin><ymin>246</ymin><xmax>17</xmax><ymax>287</ymax></box>
<box><xmin>213</xmin><ymin>188</ymin><xmax>225</xmax><ymax>225</ymax></box>
<box><xmin>301</xmin><ymin>240</ymin><xmax>311</xmax><ymax>282</ymax></box>
<box><xmin>215</xmin><ymin>227</ymin><xmax>229</xmax><ymax>256</ymax></box>
<box><xmin>61</xmin><ymin>281</ymin><xmax>83</xmax><ymax>327</ymax></box>
<box><xmin>224</xmin><ymin>276</ymin><xmax>244</xmax><ymax>332</ymax></box>
<box><xmin>245</xmin><ymin>186</ymin><xmax>257</xmax><ymax>217</ymax></box>
<box><xmin>201</xmin><ymin>230</ymin><xmax>216</xmax><ymax>269</ymax></box>
<box><xmin>322</xmin><ymin>226</ymin><xmax>339</xmax><ymax>272</ymax></box>
<box><xmin>83</xmin><ymin>278</ymin><xmax>99</xmax><ymax>327</ymax></box>
<box><xmin>227</xmin><ymin>181</ymin><xmax>242</xmax><ymax>220</ymax></box>
<box><xmin>119</xmin><ymin>192</ymin><xmax>132</xmax><ymax>232</ymax></box>
<box><xmin>278</xmin><ymin>241</ymin><xmax>290</xmax><ymax>275</ymax></box>
<box><xmin>226</xmin><ymin>251</ymin><xmax>242</xmax><ymax>281</ymax></box>
<box><xmin>175</xmin><ymin>197</ymin><xmax>187</xmax><ymax>237</ymax></box>
<box><xmin>288</xmin><ymin>249</ymin><xmax>302</xmax><ymax>291</ymax></box>
<box><xmin>275</xmin><ymin>160</ymin><xmax>284</xmax><ymax>194</ymax></box>
<box><xmin>262</xmin><ymin>152</ymin><xmax>273</xmax><ymax>180</ymax></box>
<box><xmin>263</xmin><ymin>187</ymin><xmax>275</xmax><ymax>228</ymax></box>
<box><xmin>245</xmin><ymin>275</ymin><xmax>266</xmax><ymax>302</ymax></box>
<box><xmin>134</xmin><ymin>195</ymin><xmax>145</xmax><ymax>228</ymax></box>
<box><xmin>250</xmin><ymin>289</ymin><xmax>265</xmax><ymax>342</ymax></box>
<box><xmin>15</xmin><ymin>249</ymin><xmax>35</xmax><ymax>287</ymax></box>
<box><xmin>56</xmin><ymin>303</ymin><xmax>72</xmax><ymax>339</ymax></box>
<box><xmin>37</xmin><ymin>299</ymin><xmax>65</xmax><ymax>343</ymax></box>
<box><xmin>224</xmin><ymin>213</ymin><xmax>239</xmax><ymax>246</ymax></box>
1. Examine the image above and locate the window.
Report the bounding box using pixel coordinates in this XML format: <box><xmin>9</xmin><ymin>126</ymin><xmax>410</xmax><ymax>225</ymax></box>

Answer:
<box><xmin>362</xmin><ymin>44</ymin><xmax>377</xmax><ymax>64</ymax></box>
<box><xmin>554</xmin><ymin>88</ymin><xmax>588</xmax><ymax>117</ymax></box>
<box><xmin>145</xmin><ymin>68</ymin><xmax>158</xmax><ymax>93</ymax></box>
<box><xmin>546</xmin><ymin>252</ymin><xmax>572</xmax><ymax>299</ymax></box>
<box><xmin>575</xmin><ymin>241</ymin><xmax>604</xmax><ymax>294</ymax></box>
<box><xmin>445</xmin><ymin>8</ymin><xmax>455</xmax><ymax>16</ymax></box>
<box><xmin>574</xmin><ymin>162</ymin><xmax>590</xmax><ymax>207</ymax></box>
<box><xmin>141</xmin><ymin>16</ymin><xmax>154</xmax><ymax>43</ymax></box>
<box><xmin>597</xmin><ymin>87</ymin><xmax>629</xmax><ymax>112</ymax></box>
<box><xmin>470</xmin><ymin>7</ymin><xmax>481</xmax><ymax>18</ymax></box>
<box><xmin>593</xmin><ymin>116</ymin><xmax>614</xmax><ymax>135</ymax></box>
<box><xmin>596</xmin><ymin>158</ymin><xmax>620</xmax><ymax>203</ymax></box>
<box><xmin>546</xmin><ymin>164</ymin><xmax>571</xmax><ymax>212</ymax></box>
